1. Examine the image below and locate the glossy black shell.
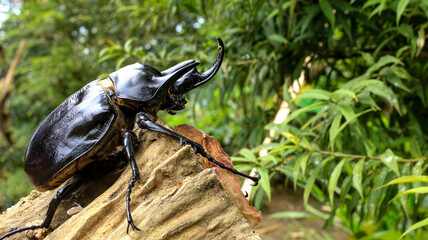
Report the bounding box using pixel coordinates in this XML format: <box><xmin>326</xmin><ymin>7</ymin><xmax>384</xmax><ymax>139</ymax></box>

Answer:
<box><xmin>23</xmin><ymin>46</ymin><xmax>216</xmax><ymax>192</ymax></box>
<box><xmin>24</xmin><ymin>80</ymin><xmax>120</xmax><ymax>191</ymax></box>
<box><xmin>109</xmin><ymin>63</ymin><xmax>166</xmax><ymax>102</ymax></box>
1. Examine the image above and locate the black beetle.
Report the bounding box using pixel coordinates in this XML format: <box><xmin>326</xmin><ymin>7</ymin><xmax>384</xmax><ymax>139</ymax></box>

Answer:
<box><xmin>0</xmin><ymin>38</ymin><xmax>260</xmax><ymax>239</ymax></box>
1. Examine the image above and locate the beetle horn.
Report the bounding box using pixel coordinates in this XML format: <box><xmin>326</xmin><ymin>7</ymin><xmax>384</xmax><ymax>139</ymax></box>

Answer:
<box><xmin>169</xmin><ymin>37</ymin><xmax>224</xmax><ymax>100</ymax></box>
<box><xmin>151</xmin><ymin>61</ymin><xmax>200</xmax><ymax>102</ymax></box>
<box><xmin>161</xmin><ymin>60</ymin><xmax>196</xmax><ymax>75</ymax></box>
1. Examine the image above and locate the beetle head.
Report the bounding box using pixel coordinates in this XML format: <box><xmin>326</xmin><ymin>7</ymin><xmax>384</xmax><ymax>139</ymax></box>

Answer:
<box><xmin>160</xmin><ymin>37</ymin><xmax>224</xmax><ymax>114</ymax></box>
<box><xmin>108</xmin><ymin>61</ymin><xmax>199</xmax><ymax>113</ymax></box>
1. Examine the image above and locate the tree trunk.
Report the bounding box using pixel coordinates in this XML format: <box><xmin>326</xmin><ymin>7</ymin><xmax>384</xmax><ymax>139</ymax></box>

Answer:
<box><xmin>0</xmin><ymin>121</ymin><xmax>262</xmax><ymax>240</ymax></box>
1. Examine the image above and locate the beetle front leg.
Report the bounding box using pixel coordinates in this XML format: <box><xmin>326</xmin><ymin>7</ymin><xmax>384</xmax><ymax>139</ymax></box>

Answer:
<box><xmin>123</xmin><ymin>131</ymin><xmax>141</xmax><ymax>233</ymax></box>
<box><xmin>135</xmin><ymin>113</ymin><xmax>261</xmax><ymax>186</ymax></box>
<box><xmin>0</xmin><ymin>177</ymin><xmax>82</xmax><ymax>240</ymax></box>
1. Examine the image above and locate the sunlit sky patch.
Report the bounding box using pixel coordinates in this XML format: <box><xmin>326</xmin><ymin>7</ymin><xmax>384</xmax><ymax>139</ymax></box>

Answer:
<box><xmin>0</xmin><ymin>0</ymin><xmax>21</xmax><ymax>26</ymax></box>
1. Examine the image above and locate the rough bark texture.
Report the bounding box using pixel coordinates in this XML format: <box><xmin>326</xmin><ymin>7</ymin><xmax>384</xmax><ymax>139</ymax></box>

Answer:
<box><xmin>0</xmin><ymin>121</ymin><xmax>261</xmax><ymax>240</ymax></box>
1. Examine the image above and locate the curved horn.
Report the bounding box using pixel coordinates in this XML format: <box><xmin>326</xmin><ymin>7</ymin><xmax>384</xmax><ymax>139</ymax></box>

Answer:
<box><xmin>151</xmin><ymin>62</ymin><xmax>199</xmax><ymax>101</ymax></box>
<box><xmin>192</xmin><ymin>37</ymin><xmax>224</xmax><ymax>88</ymax></box>
<box><xmin>161</xmin><ymin>60</ymin><xmax>196</xmax><ymax>76</ymax></box>
<box><xmin>169</xmin><ymin>37</ymin><xmax>224</xmax><ymax>98</ymax></box>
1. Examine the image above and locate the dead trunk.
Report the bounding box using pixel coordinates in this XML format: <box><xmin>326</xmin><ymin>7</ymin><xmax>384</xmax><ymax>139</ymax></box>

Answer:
<box><xmin>0</xmin><ymin>121</ymin><xmax>261</xmax><ymax>240</ymax></box>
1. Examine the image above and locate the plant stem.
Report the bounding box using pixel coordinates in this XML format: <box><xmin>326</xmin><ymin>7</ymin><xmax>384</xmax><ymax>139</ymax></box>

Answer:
<box><xmin>312</xmin><ymin>149</ymin><xmax>427</xmax><ymax>163</ymax></box>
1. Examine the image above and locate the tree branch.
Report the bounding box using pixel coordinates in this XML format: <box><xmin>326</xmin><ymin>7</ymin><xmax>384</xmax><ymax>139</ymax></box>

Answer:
<box><xmin>312</xmin><ymin>149</ymin><xmax>427</xmax><ymax>163</ymax></box>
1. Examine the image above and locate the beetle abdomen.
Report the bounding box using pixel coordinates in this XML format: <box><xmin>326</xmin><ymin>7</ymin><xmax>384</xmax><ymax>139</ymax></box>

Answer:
<box><xmin>24</xmin><ymin>80</ymin><xmax>117</xmax><ymax>191</ymax></box>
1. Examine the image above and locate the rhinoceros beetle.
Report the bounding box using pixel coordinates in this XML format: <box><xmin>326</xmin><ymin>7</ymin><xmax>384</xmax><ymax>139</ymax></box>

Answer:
<box><xmin>0</xmin><ymin>38</ymin><xmax>260</xmax><ymax>239</ymax></box>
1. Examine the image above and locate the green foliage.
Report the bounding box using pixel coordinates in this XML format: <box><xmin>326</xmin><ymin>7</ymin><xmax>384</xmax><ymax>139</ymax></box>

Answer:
<box><xmin>0</xmin><ymin>0</ymin><xmax>428</xmax><ymax>238</ymax></box>
<box><xmin>0</xmin><ymin>168</ymin><xmax>33</xmax><ymax>208</ymax></box>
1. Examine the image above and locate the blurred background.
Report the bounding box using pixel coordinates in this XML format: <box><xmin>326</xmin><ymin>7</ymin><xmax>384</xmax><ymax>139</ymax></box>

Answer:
<box><xmin>0</xmin><ymin>0</ymin><xmax>428</xmax><ymax>239</ymax></box>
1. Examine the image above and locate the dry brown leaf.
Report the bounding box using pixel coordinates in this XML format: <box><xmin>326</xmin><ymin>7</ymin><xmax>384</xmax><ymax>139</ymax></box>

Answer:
<box><xmin>174</xmin><ymin>124</ymin><xmax>262</xmax><ymax>228</ymax></box>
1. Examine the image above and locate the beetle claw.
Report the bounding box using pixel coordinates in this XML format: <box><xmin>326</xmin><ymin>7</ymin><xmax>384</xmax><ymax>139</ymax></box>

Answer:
<box><xmin>250</xmin><ymin>172</ymin><xmax>261</xmax><ymax>186</ymax></box>
<box><xmin>127</xmin><ymin>221</ymin><xmax>141</xmax><ymax>234</ymax></box>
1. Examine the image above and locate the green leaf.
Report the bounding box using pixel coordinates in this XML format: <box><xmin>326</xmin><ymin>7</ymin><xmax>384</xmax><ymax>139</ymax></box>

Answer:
<box><xmin>380</xmin><ymin>68</ymin><xmax>411</xmax><ymax>92</ymax></box>
<box><xmin>284</xmin><ymin>101</ymin><xmax>326</xmax><ymax>125</ymax></box>
<box><xmin>332</xmin><ymin>0</ymin><xmax>358</xmax><ymax>12</ymax></box>
<box><xmin>296</xmin><ymin>89</ymin><xmax>331</xmax><ymax>101</ymax></box>
<box><xmin>328</xmin><ymin>159</ymin><xmax>346</xmax><ymax>207</ymax></box>
<box><xmin>98</xmin><ymin>47</ymin><xmax>110</xmax><ymax>57</ymax></box>
<box><xmin>343</xmin><ymin>79</ymin><xmax>378</xmax><ymax>92</ymax></box>
<box><xmin>379</xmin><ymin>149</ymin><xmax>401</xmax><ymax>177</ymax></box>
<box><xmin>124</xmin><ymin>38</ymin><xmax>135</xmax><ymax>53</ymax></box>
<box><xmin>304</xmin><ymin>156</ymin><xmax>334</xmax><ymax>208</ymax></box>
<box><xmin>231</xmin><ymin>157</ymin><xmax>255</xmax><ymax>163</ymax></box>
<box><xmin>238</xmin><ymin>148</ymin><xmax>257</xmax><ymax>162</ymax></box>
<box><xmin>319</xmin><ymin>0</ymin><xmax>335</xmax><ymax>28</ymax></box>
<box><xmin>300</xmin><ymin>5</ymin><xmax>320</xmax><ymax>34</ymax></box>
<box><xmin>115</xmin><ymin>57</ymin><xmax>127</xmax><ymax>70</ymax></box>
<box><xmin>397</xmin><ymin>23</ymin><xmax>414</xmax><ymax>39</ymax></box>
<box><xmin>329</xmin><ymin>113</ymin><xmax>342</xmax><ymax>145</ymax></box>
<box><xmin>360</xmin><ymin>51</ymin><xmax>375</xmax><ymax>65</ymax></box>
<box><xmin>417</xmin><ymin>27</ymin><xmax>426</xmax><ymax>56</ymax></box>
<box><xmin>234</xmin><ymin>165</ymin><xmax>255</xmax><ymax>172</ymax></box>
<box><xmin>390</xmin><ymin>187</ymin><xmax>428</xmax><ymax>203</ymax></box>
<box><xmin>373</xmin><ymin>36</ymin><xmax>395</xmax><ymax>57</ymax></box>
<box><xmin>293</xmin><ymin>154</ymin><xmax>306</xmax><ymax>189</ymax></box>
<box><xmin>258</xmin><ymin>168</ymin><xmax>271</xmax><ymax>202</ymax></box>
<box><xmin>368</xmin><ymin>1</ymin><xmax>386</xmax><ymax>18</ymax></box>
<box><xmin>270</xmin><ymin>211</ymin><xmax>310</xmax><ymax>219</ymax></box>
<box><xmin>367</xmin><ymin>82</ymin><xmax>401</xmax><ymax>114</ymax></box>
<box><xmin>329</xmin><ymin>109</ymin><xmax>375</xmax><ymax>147</ymax></box>
<box><xmin>396</xmin><ymin>45</ymin><xmax>411</xmax><ymax>58</ymax></box>
<box><xmin>300</xmin><ymin>152</ymin><xmax>310</xmax><ymax>176</ymax></box>
<box><xmin>378</xmin><ymin>176</ymin><xmax>428</xmax><ymax>189</ymax></box>
<box><xmin>95</xmin><ymin>52</ymin><xmax>123</xmax><ymax>65</ymax></box>
<box><xmin>391</xmin><ymin>66</ymin><xmax>413</xmax><ymax>80</ymax></box>
<box><xmin>306</xmin><ymin>205</ymin><xmax>329</xmax><ymax>220</ymax></box>
<box><xmin>340</xmin><ymin>175</ymin><xmax>353</xmax><ymax>206</ymax></box>
<box><xmin>266</xmin><ymin>8</ymin><xmax>279</xmax><ymax>22</ymax></box>
<box><xmin>281</xmin><ymin>132</ymin><xmax>300</xmax><ymax>146</ymax></box>
<box><xmin>338</xmin><ymin>102</ymin><xmax>356</xmax><ymax>122</ymax></box>
<box><xmin>337</xmin><ymin>12</ymin><xmax>354</xmax><ymax>44</ymax></box>
<box><xmin>409</xmin><ymin>138</ymin><xmax>422</xmax><ymax>158</ymax></box>
<box><xmin>353</xmin><ymin>159</ymin><xmax>365</xmax><ymax>200</ymax></box>
<box><xmin>357</xmin><ymin>91</ymin><xmax>380</xmax><ymax>109</ymax></box>
<box><xmin>330</xmin><ymin>89</ymin><xmax>358</xmax><ymax>102</ymax></box>
<box><xmin>400</xmin><ymin>218</ymin><xmax>428</xmax><ymax>239</ymax></box>
<box><xmin>268</xmin><ymin>34</ymin><xmax>288</xmax><ymax>44</ymax></box>
<box><xmin>301</xmin><ymin>111</ymin><xmax>329</xmax><ymax>129</ymax></box>
<box><xmin>270</xmin><ymin>144</ymin><xmax>299</xmax><ymax>153</ymax></box>
<box><xmin>396</xmin><ymin>0</ymin><xmax>409</xmax><ymax>25</ymax></box>
<box><xmin>368</xmin><ymin>168</ymin><xmax>389</xmax><ymax>217</ymax></box>
<box><xmin>362</xmin><ymin>0</ymin><xmax>382</xmax><ymax>10</ymax></box>
<box><xmin>369</xmin><ymin>55</ymin><xmax>401</xmax><ymax>73</ymax></box>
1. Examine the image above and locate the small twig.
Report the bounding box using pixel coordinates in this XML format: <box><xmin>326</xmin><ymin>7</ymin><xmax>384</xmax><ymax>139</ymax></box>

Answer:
<box><xmin>256</xmin><ymin>224</ymin><xmax>280</xmax><ymax>234</ymax></box>
<box><xmin>313</xmin><ymin>149</ymin><xmax>426</xmax><ymax>163</ymax></box>
<box><xmin>0</xmin><ymin>39</ymin><xmax>27</xmax><ymax>103</ymax></box>
<box><xmin>0</xmin><ymin>39</ymin><xmax>27</xmax><ymax>145</ymax></box>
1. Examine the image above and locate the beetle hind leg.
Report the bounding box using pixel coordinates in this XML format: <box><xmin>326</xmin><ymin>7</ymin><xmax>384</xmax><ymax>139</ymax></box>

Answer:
<box><xmin>123</xmin><ymin>132</ymin><xmax>141</xmax><ymax>233</ymax></box>
<box><xmin>0</xmin><ymin>177</ymin><xmax>82</xmax><ymax>240</ymax></box>
<box><xmin>135</xmin><ymin>113</ymin><xmax>261</xmax><ymax>186</ymax></box>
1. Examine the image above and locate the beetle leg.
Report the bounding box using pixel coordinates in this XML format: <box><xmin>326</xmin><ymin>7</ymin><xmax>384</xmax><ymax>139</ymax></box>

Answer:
<box><xmin>0</xmin><ymin>177</ymin><xmax>82</xmax><ymax>240</ymax></box>
<box><xmin>135</xmin><ymin>113</ymin><xmax>261</xmax><ymax>186</ymax></box>
<box><xmin>123</xmin><ymin>132</ymin><xmax>141</xmax><ymax>233</ymax></box>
